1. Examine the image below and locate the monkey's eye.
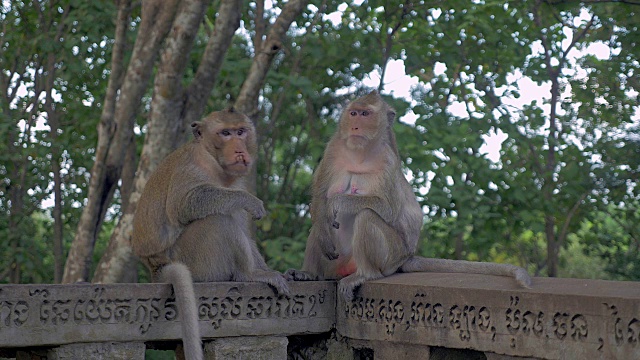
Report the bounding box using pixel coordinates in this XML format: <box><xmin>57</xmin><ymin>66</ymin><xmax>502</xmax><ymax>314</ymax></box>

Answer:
<box><xmin>220</xmin><ymin>130</ymin><xmax>231</xmax><ymax>137</ymax></box>
<box><xmin>361</xmin><ymin>110</ymin><xmax>370</xmax><ymax>116</ymax></box>
<box><xmin>350</xmin><ymin>111</ymin><xmax>358</xmax><ymax>116</ymax></box>
<box><xmin>237</xmin><ymin>128</ymin><xmax>245</xmax><ymax>136</ymax></box>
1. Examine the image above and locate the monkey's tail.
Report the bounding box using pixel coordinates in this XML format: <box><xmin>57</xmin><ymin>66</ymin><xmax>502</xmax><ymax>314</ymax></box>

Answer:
<box><xmin>400</xmin><ymin>256</ymin><xmax>532</xmax><ymax>288</ymax></box>
<box><xmin>161</xmin><ymin>263</ymin><xmax>203</xmax><ymax>360</ymax></box>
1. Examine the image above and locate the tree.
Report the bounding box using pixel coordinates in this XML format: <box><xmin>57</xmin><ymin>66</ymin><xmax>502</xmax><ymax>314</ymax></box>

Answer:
<box><xmin>62</xmin><ymin>0</ymin><xmax>181</xmax><ymax>283</ymax></box>
<box><xmin>1</xmin><ymin>1</ymin><xmax>115</xmax><ymax>283</ymax></box>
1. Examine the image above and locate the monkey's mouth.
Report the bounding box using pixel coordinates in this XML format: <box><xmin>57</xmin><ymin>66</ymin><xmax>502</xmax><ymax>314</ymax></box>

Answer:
<box><xmin>232</xmin><ymin>155</ymin><xmax>250</xmax><ymax>167</ymax></box>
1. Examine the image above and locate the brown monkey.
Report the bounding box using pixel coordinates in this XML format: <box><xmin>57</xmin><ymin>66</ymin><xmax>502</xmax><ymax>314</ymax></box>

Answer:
<box><xmin>132</xmin><ymin>108</ymin><xmax>289</xmax><ymax>360</ymax></box>
<box><xmin>286</xmin><ymin>91</ymin><xmax>531</xmax><ymax>301</ymax></box>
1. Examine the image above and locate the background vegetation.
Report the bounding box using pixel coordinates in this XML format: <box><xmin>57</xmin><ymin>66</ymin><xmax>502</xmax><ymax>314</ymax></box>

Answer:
<box><xmin>1</xmin><ymin>0</ymin><xmax>638</xmax><ymax>285</ymax></box>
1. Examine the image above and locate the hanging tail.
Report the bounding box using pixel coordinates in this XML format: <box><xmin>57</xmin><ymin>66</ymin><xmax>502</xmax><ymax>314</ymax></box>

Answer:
<box><xmin>160</xmin><ymin>263</ymin><xmax>203</xmax><ymax>360</ymax></box>
<box><xmin>400</xmin><ymin>256</ymin><xmax>532</xmax><ymax>288</ymax></box>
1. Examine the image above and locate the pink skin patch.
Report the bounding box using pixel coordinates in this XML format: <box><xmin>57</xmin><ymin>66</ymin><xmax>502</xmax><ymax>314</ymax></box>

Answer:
<box><xmin>336</xmin><ymin>257</ymin><xmax>357</xmax><ymax>277</ymax></box>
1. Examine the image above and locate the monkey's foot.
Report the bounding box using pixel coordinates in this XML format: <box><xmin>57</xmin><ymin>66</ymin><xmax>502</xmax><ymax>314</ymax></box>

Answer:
<box><xmin>256</xmin><ymin>270</ymin><xmax>291</xmax><ymax>295</ymax></box>
<box><xmin>284</xmin><ymin>269</ymin><xmax>318</xmax><ymax>281</ymax></box>
<box><xmin>338</xmin><ymin>274</ymin><xmax>366</xmax><ymax>302</ymax></box>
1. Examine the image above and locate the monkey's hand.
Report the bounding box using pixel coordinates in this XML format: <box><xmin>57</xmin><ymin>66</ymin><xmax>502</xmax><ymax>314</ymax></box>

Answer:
<box><xmin>243</xmin><ymin>193</ymin><xmax>267</xmax><ymax>220</ymax></box>
<box><xmin>320</xmin><ymin>240</ymin><xmax>339</xmax><ymax>260</ymax></box>
<box><xmin>309</xmin><ymin>224</ymin><xmax>339</xmax><ymax>260</ymax></box>
<box><xmin>284</xmin><ymin>269</ymin><xmax>318</xmax><ymax>281</ymax></box>
<box><xmin>256</xmin><ymin>270</ymin><xmax>290</xmax><ymax>295</ymax></box>
<box><xmin>330</xmin><ymin>194</ymin><xmax>393</xmax><ymax>223</ymax></box>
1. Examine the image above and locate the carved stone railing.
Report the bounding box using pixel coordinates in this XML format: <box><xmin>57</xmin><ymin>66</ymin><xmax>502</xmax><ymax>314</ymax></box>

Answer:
<box><xmin>338</xmin><ymin>273</ymin><xmax>640</xmax><ymax>360</ymax></box>
<box><xmin>0</xmin><ymin>274</ymin><xmax>638</xmax><ymax>359</ymax></box>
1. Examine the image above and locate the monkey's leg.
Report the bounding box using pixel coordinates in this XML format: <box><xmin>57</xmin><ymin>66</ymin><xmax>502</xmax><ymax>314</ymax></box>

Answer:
<box><xmin>244</xmin><ymin>235</ymin><xmax>291</xmax><ymax>295</ymax></box>
<box><xmin>175</xmin><ymin>214</ymin><xmax>290</xmax><ymax>294</ymax></box>
<box><xmin>338</xmin><ymin>208</ymin><xmax>409</xmax><ymax>302</ymax></box>
<box><xmin>285</xmin><ymin>225</ymin><xmax>335</xmax><ymax>281</ymax></box>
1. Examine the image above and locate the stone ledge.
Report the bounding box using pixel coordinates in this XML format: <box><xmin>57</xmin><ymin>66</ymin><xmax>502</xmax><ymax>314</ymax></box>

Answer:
<box><xmin>1</xmin><ymin>273</ymin><xmax>639</xmax><ymax>360</ymax></box>
<box><xmin>0</xmin><ymin>281</ymin><xmax>335</xmax><ymax>348</ymax></box>
<box><xmin>338</xmin><ymin>273</ymin><xmax>640</xmax><ymax>360</ymax></box>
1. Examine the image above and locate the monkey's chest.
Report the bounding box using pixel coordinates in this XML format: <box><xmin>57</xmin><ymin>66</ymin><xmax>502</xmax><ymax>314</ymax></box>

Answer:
<box><xmin>329</xmin><ymin>173</ymin><xmax>379</xmax><ymax>263</ymax></box>
<box><xmin>328</xmin><ymin>172</ymin><xmax>380</xmax><ymax>196</ymax></box>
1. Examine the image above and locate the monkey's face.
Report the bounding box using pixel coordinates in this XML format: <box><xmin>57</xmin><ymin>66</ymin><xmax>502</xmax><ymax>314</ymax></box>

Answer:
<box><xmin>340</xmin><ymin>104</ymin><xmax>383</xmax><ymax>149</ymax></box>
<box><xmin>213</xmin><ymin>126</ymin><xmax>254</xmax><ymax>176</ymax></box>
<box><xmin>193</xmin><ymin>112</ymin><xmax>257</xmax><ymax>177</ymax></box>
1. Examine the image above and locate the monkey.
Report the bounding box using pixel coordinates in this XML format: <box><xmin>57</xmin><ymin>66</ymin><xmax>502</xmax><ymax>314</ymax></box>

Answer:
<box><xmin>286</xmin><ymin>91</ymin><xmax>531</xmax><ymax>302</ymax></box>
<box><xmin>131</xmin><ymin>108</ymin><xmax>289</xmax><ymax>360</ymax></box>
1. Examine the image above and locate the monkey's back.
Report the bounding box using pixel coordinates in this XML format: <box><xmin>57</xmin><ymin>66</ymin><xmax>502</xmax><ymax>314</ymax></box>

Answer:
<box><xmin>131</xmin><ymin>143</ymin><xmax>195</xmax><ymax>258</ymax></box>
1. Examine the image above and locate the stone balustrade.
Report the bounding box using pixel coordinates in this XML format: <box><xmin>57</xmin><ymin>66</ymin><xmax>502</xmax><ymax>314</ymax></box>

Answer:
<box><xmin>0</xmin><ymin>273</ymin><xmax>638</xmax><ymax>359</ymax></box>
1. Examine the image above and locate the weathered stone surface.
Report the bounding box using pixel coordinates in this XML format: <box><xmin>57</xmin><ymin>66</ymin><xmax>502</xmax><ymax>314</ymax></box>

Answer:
<box><xmin>0</xmin><ymin>281</ymin><xmax>334</xmax><ymax>348</ymax></box>
<box><xmin>204</xmin><ymin>336</ymin><xmax>287</xmax><ymax>359</ymax></box>
<box><xmin>351</xmin><ymin>339</ymin><xmax>432</xmax><ymax>359</ymax></box>
<box><xmin>46</xmin><ymin>342</ymin><xmax>145</xmax><ymax>359</ymax></box>
<box><xmin>485</xmin><ymin>352</ymin><xmax>541</xmax><ymax>360</ymax></box>
<box><xmin>337</xmin><ymin>273</ymin><xmax>640</xmax><ymax>360</ymax></box>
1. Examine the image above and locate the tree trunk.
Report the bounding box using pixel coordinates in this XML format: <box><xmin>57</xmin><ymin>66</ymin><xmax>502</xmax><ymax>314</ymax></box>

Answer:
<box><xmin>63</xmin><ymin>0</ymin><xmax>179</xmax><ymax>283</ymax></box>
<box><xmin>93</xmin><ymin>0</ymin><xmax>242</xmax><ymax>283</ymax></box>
<box><xmin>545</xmin><ymin>215</ymin><xmax>558</xmax><ymax>277</ymax></box>
<box><xmin>234</xmin><ymin>0</ymin><xmax>309</xmax><ymax>117</ymax></box>
<box><xmin>178</xmin><ymin>0</ymin><xmax>244</xmax><ymax>140</ymax></box>
<box><xmin>117</xmin><ymin>137</ymin><xmax>140</xmax><ymax>283</ymax></box>
<box><xmin>234</xmin><ymin>0</ymin><xmax>308</xmax><ymax>205</ymax></box>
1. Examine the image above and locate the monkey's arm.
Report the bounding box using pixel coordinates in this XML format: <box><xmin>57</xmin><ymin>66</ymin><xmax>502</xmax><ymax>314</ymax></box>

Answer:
<box><xmin>307</xmin><ymin>161</ymin><xmax>340</xmax><ymax>260</ymax></box>
<box><xmin>172</xmin><ymin>185</ymin><xmax>266</xmax><ymax>225</ymax></box>
<box><xmin>329</xmin><ymin>194</ymin><xmax>394</xmax><ymax>224</ymax></box>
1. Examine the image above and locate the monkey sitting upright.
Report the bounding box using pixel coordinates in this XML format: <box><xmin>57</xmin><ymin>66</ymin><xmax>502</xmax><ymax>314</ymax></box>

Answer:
<box><xmin>132</xmin><ymin>108</ymin><xmax>289</xmax><ymax>360</ymax></box>
<box><xmin>286</xmin><ymin>91</ymin><xmax>531</xmax><ymax>301</ymax></box>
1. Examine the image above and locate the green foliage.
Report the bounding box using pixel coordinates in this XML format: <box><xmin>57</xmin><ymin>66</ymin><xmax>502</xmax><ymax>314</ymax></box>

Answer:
<box><xmin>0</xmin><ymin>0</ymin><xmax>116</xmax><ymax>282</ymax></box>
<box><xmin>576</xmin><ymin>204</ymin><xmax>640</xmax><ymax>281</ymax></box>
<box><xmin>145</xmin><ymin>349</ymin><xmax>176</xmax><ymax>360</ymax></box>
<box><xmin>559</xmin><ymin>237</ymin><xmax>612</xmax><ymax>280</ymax></box>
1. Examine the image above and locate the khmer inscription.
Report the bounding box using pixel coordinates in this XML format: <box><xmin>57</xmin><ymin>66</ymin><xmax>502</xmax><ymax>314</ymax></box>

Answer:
<box><xmin>198</xmin><ymin>289</ymin><xmax>325</xmax><ymax>329</ymax></box>
<box><xmin>344</xmin><ymin>293</ymin><xmax>496</xmax><ymax>341</ymax></box>
<box><xmin>606</xmin><ymin>303</ymin><xmax>640</xmax><ymax>347</ymax></box>
<box><xmin>0</xmin><ymin>300</ymin><xmax>29</xmax><ymax>328</ymax></box>
<box><xmin>505</xmin><ymin>295</ymin><xmax>589</xmax><ymax>343</ymax></box>
<box><xmin>0</xmin><ymin>286</ymin><xmax>326</xmax><ymax>336</ymax></box>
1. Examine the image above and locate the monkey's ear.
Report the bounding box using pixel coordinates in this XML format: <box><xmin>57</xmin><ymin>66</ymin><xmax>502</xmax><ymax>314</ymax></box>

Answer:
<box><xmin>386</xmin><ymin>110</ymin><xmax>396</xmax><ymax>125</ymax></box>
<box><xmin>191</xmin><ymin>122</ymin><xmax>203</xmax><ymax>139</ymax></box>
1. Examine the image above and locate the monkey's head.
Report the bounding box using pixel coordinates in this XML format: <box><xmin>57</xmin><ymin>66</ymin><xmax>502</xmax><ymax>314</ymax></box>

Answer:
<box><xmin>339</xmin><ymin>90</ymin><xmax>396</xmax><ymax>150</ymax></box>
<box><xmin>191</xmin><ymin>108</ymin><xmax>257</xmax><ymax>176</ymax></box>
